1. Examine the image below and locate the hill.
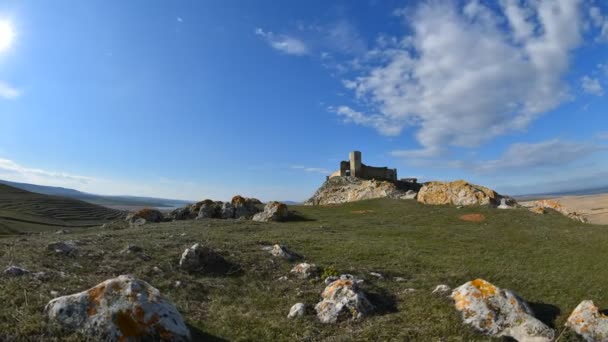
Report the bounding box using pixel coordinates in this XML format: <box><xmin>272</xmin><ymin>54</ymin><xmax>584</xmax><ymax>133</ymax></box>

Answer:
<box><xmin>0</xmin><ymin>183</ymin><xmax>124</xmax><ymax>234</ymax></box>
<box><xmin>0</xmin><ymin>179</ymin><xmax>192</xmax><ymax>209</ymax></box>
<box><xmin>0</xmin><ymin>198</ymin><xmax>603</xmax><ymax>340</ymax></box>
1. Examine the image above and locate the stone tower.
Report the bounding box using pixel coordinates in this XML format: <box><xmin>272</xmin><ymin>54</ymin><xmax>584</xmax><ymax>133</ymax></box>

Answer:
<box><xmin>349</xmin><ymin>151</ymin><xmax>362</xmax><ymax>178</ymax></box>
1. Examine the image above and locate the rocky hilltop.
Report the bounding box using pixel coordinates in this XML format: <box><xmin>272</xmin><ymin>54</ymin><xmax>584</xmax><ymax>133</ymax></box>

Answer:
<box><xmin>304</xmin><ymin>176</ymin><xmax>420</xmax><ymax>206</ymax></box>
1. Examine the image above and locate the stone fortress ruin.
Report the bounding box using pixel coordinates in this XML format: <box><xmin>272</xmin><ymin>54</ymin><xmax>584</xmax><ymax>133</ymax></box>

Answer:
<box><xmin>328</xmin><ymin>151</ymin><xmax>400</xmax><ymax>182</ymax></box>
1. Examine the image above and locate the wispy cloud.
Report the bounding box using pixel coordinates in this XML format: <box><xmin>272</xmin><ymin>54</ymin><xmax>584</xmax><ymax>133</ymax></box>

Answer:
<box><xmin>581</xmin><ymin>75</ymin><xmax>604</xmax><ymax>96</ymax></box>
<box><xmin>0</xmin><ymin>158</ymin><xmax>94</xmax><ymax>184</ymax></box>
<box><xmin>0</xmin><ymin>81</ymin><xmax>20</xmax><ymax>99</ymax></box>
<box><xmin>291</xmin><ymin>165</ymin><xmax>330</xmax><ymax>174</ymax></box>
<box><xmin>255</xmin><ymin>28</ymin><xmax>309</xmax><ymax>56</ymax></box>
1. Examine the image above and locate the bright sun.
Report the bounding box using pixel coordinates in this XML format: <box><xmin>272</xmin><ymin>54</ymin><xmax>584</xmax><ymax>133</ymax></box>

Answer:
<box><xmin>0</xmin><ymin>20</ymin><xmax>15</xmax><ymax>52</ymax></box>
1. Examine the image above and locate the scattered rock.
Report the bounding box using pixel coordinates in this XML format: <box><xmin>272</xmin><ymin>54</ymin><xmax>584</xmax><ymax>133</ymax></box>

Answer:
<box><xmin>45</xmin><ymin>274</ymin><xmax>190</xmax><ymax>341</ymax></box>
<box><xmin>451</xmin><ymin>278</ymin><xmax>554</xmax><ymax>341</ymax></box>
<box><xmin>290</xmin><ymin>263</ymin><xmax>319</xmax><ymax>279</ymax></box>
<box><xmin>315</xmin><ymin>274</ymin><xmax>374</xmax><ymax>323</ymax></box>
<box><xmin>277</xmin><ymin>276</ymin><xmax>288</xmax><ymax>281</ymax></box>
<box><xmin>566</xmin><ymin>300</ymin><xmax>608</xmax><ymax>341</ymax></box>
<box><xmin>369</xmin><ymin>272</ymin><xmax>384</xmax><ymax>280</ymax></box>
<box><xmin>402</xmin><ymin>288</ymin><xmax>416</xmax><ymax>294</ymax></box>
<box><xmin>394</xmin><ymin>277</ymin><xmax>407</xmax><ymax>282</ymax></box>
<box><xmin>432</xmin><ymin>284</ymin><xmax>451</xmax><ymax>295</ymax></box>
<box><xmin>178</xmin><ymin>243</ymin><xmax>229</xmax><ymax>274</ymax></box>
<box><xmin>231</xmin><ymin>195</ymin><xmax>261</xmax><ymax>219</ymax></box>
<box><xmin>196</xmin><ymin>200</ymin><xmax>220</xmax><ymax>219</ymax></box>
<box><xmin>47</xmin><ymin>241</ymin><xmax>78</xmax><ymax>256</ymax></box>
<box><xmin>4</xmin><ymin>265</ymin><xmax>29</xmax><ymax>277</ymax></box>
<box><xmin>417</xmin><ymin>180</ymin><xmax>503</xmax><ymax>206</ymax></box>
<box><xmin>524</xmin><ymin>199</ymin><xmax>588</xmax><ymax>223</ymax></box>
<box><xmin>459</xmin><ymin>214</ymin><xmax>486</xmax><ymax>222</ymax></box>
<box><xmin>288</xmin><ymin>303</ymin><xmax>306</xmax><ymax>319</ymax></box>
<box><xmin>121</xmin><ymin>244</ymin><xmax>143</xmax><ymax>254</ymax></box>
<box><xmin>252</xmin><ymin>201</ymin><xmax>289</xmax><ymax>222</ymax></box>
<box><xmin>270</xmin><ymin>244</ymin><xmax>302</xmax><ymax>261</ymax></box>
<box><xmin>55</xmin><ymin>229</ymin><xmax>71</xmax><ymax>234</ymax></box>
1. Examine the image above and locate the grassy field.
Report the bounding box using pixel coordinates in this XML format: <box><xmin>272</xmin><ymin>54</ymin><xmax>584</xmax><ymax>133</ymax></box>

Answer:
<box><xmin>0</xmin><ymin>198</ymin><xmax>606</xmax><ymax>341</ymax></box>
<box><xmin>0</xmin><ymin>184</ymin><xmax>124</xmax><ymax>235</ymax></box>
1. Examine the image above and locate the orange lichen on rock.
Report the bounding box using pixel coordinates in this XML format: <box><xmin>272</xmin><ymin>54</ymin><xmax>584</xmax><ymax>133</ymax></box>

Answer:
<box><xmin>566</xmin><ymin>300</ymin><xmax>608</xmax><ymax>341</ymax></box>
<box><xmin>470</xmin><ymin>279</ymin><xmax>496</xmax><ymax>297</ymax></box>
<box><xmin>231</xmin><ymin>195</ymin><xmax>247</xmax><ymax>205</ymax></box>
<box><xmin>459</xmin><ymin>213</ymin><xmax>486</xmax><ymax>222</ymax></box>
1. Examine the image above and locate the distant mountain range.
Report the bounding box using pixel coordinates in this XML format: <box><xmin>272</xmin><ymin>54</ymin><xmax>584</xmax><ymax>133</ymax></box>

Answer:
<box><xmin>0</xmin><ymin>179</ymin><xmax>192</xmax><ymax>209</ymax></box>
<box><xmin>513</xmin><ymin>185</ymin><xmax>608</xmax><ymax>200</ymax></box>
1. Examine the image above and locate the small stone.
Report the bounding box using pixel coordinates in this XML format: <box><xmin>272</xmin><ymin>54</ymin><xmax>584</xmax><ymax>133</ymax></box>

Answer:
<box><xmin>55</xmin><ymin>229</ymin><xmax>71</xmax><ymax>234</ymax></box>
<box><xmin>270</xmin><ymin>244</ymin><xmax>302</xmax><ymax>261</ymax></box>
<box><xmin>402</xmin><ymin>288</ymin><xmax>416</xmax><ymax>294</ymax></box>
<box><xmin>174</xmin><ymin>281</ymin><xmax>182</xmax><ymax>288</ymax></box>
<box><xmin>315</xmin><ymin>274</ymin><xmax>374</xmax><ymax>323</ymax></box>
<box><xmin>4</xmin><ymin>265</ymin><xmax>29</xmax><ymax>277</ymax></box>
<box><xmin>50</xmin><ymin>290</ymin><xmax>59</xmax><ymax>297</ymax></box>
<box><xmin>47</xmin><ymin>241</ymin><xmax>78</xmax><ymax>256</ymax></box>
<box><xmin>432</xmin><ymin>284</ymin><xmax>451</xmax><ymax>295</ymax></box>
<box><xmin>394</xmin><ymin>277</ymin><xmax>407</xmax><ymax>282</ymax></box>
<box><xmin>277</xmin><ymin>276</ymin><xmax>288</xmax><ymax>281</ymax></box>
<box><xmin>178</xmin><ymin>243</ymin><xmax>229</xmax><ymax>273</ymax></box>
<box><xmin>288</xmin><ymin>303</ymin><xmax>306</xmax><ymax>319</ymax></box>
<box><xmin>121</xmin><ymin>244</ymin><xmax>143</xmax><ymax>254</ymax></box>
<box><xmin>369</xmin><ymin>272</ymin><xmax>384</xmax><ymax>280</ymax></box>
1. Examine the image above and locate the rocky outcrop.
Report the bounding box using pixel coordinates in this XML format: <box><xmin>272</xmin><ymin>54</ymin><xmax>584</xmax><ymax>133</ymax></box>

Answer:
<box><xmin>305</xmin><ymin>176</ymin><xmax>417</xmax><ymax>205</ymax></box>
<box><xmin>45</xmin><ymin>275</ymin><xmax>190</xmax><ymax>341</ymax></box>
<box><xmin>253</xmin><ymin>201</ymin><xmax>289</xmax><ymax>222</ymax></box>
<box><xmin>451</xmin><ymin>279</ymin><xmax>554</xmax><ymax>341</ymax></box>
<box><xmin>315</xmin><ymin>274</ymin><xmax>374</xmax><ymax>323</ymax></box>
<box><xmin>167</xmin><ymin>196</ymin><xmax>260</xmax><ymax>221</ymax></box>
<box><xmin>566</xmin><ymin>300</ymin><xmax>608</xmax><ymax>341</ymax></box>
<box><xmin>126</xmin><ymin>209</ymin><xmax>164</xmax><ymax>225</ymax></box>
<box><xmin>417</xmin><ymin>180</ymin><xmax>505</xmax><ymax>206</ymax></box>
<box><xmin>524</xmin><ymin>199</ymin><xmax>588</xmax><ymax>223</ymax></box>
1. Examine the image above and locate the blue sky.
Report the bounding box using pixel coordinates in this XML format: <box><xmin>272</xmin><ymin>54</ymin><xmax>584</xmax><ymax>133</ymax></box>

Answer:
<box><xmin>0</xmin><ymin>0</ymin><xmax>607</xmax><ymax>202</ymax></box>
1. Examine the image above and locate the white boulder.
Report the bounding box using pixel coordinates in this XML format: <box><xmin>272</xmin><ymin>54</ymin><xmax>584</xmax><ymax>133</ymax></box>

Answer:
<box><xmin>315</xmin><ymin>274</ymin><xmax>374</xmax><ymax>323</ymax></box>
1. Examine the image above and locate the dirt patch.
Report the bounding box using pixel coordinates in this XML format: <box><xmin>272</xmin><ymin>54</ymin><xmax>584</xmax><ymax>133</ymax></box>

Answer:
<box><xmin>459</xmin><ymin>214</ymin><xmax>486</xmax><ymax>222</ymax></box>
<box><xmin>351</xmin><ymin>210</ymin><xmax>374</xmax><ymax>214</ymax></box>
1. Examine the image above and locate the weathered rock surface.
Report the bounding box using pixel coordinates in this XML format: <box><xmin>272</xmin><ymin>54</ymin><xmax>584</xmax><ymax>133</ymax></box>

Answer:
<box><xmin>288</xmin><ymin>303</ymin><xmax>306</xmax><ymax>319</ymax></box>
<box><xmin>126</xmin><ymin>209</ymin><xmax>164</xmax><ymax>225</ymax></box>
<box><xmin>400</xmin><ymin>190</ymin><xmax>417</xmax><ymax>200</ymax></box>
<box><xmin>290</xmin><ymin>263</ymin><xmax>318</xmax><ymax>279</ymax></box>
<box><xmin>167</xmin><ymin>196</ymin><xmax>260</xmax><ymax>221</ymax></box>
<box><xmin>497</xmin><ymin>198</ymin><xmax>515</xmax><ymax>209</ymax></box>
<box><xmin>451</xmin><ymin>278</ymin><xmax>554</xmax><ymax>341</ymax></box>
<box><xmin>305</xmin><ymin>176</ymin><xmax>419</xmax><ymax>205</ymax></box>
<box><xmin>417</xmin><ymin>180</ymin><xmax>504</xmax><ymax>206</ymax></box>
<box><xmin>432</xmin><ymin>284</ymin><xmax>451</xmax><ymax>295</ymax></box>
<box><xmin>178</xmin><ymin>243</ymin><xmax>228</xmax><ymax>273</ymax></box>
<box><xmin>566</xmin><ymin>300</ymin><xmax>608</xmax><ymax>341</ymax></box>
<box><xmin>196</xmin><ymin>200</ymin><xmax>220</xmax><ymax>219</ymax></box>
<box><xmin>253</xmin><ymin>201</ymin><xmax>289</xmax><ymax>222</ymax></box>
<box><xmin>270</xmin><ymin>244</ymin><xmax>302</xmax><ymax>261</ymax></box>
<box><xmin>231</xmin><ymin>195</ymin><xmax>261</xmax><ymax>219</ymax></box>
<box><xmin>524</xmin><ymin>199</ymin><xmax>588</xmax><ymax>223</ymax></box>
<box><xmin>315</xmin><ymin>274</ymin><xmax>373</xmax><ymax>323</ymax></box>
<box><xmin>45</xmin><ymin>275</ymin><xmax>190</xmax><ymax>341</ymax></box>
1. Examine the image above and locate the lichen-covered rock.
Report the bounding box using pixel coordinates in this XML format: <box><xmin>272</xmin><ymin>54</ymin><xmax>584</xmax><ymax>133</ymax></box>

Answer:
<box><xmin>288</xmin><ymin>303</ymin><xmax>306</xmax><ymax>319</ymax></box>
<box><xmin>45</xmin><ymin>275</ymin><xmax>190</xmax><ymax>341</ymax></box>
<box><xmin>290</xmin><ymin>263</ymin><xmax>318</xmax><ymax>279</ymax></box>
<box><xmin>178</xmin><ymin>243</ymin><xmax>228</xmax><ymax>273</ymax></box>
<box><xmin>525</xmin><ymin>199</ymin><xmax>588</xmax><ymax>223</ymax></box>
<box><xmin>231</xmin><ymin>195</ymin><xmax>260</xmax><ymax>219</ymax></box>
<box><xmin>305</xmin><ymin>176</ymin><xmax>417</xmax><ymax>205</ymax></box>
<box><xmin>4</xmin><ymin>265</ymin><xmax>29</xmax><ymax>277</ymax></box>
<box><xmin>417</xmin><ymin>180</ymin><xmax>502</xmax><ymax>206</ymax></box>
<box><xmin>566</xmin><ymin>300</ymin><xmax>608</xmax><ymax>341</ymax></box>
<box><xmin>270</xmin><ymin>244</ymin><xmax>302</xmax><ymax>261</ymax></box>
<box><xmin>126</xmin><ymin>209</ymin><xmax>164</xmax><ymax>225</ymax></box>
<box><xmin>451</xmin><ymin>279</ymin><xmax>554</xmax><ymax>341</ymax></box>
<box><xmin>253</xmin><ymin>201</ymin><xmax>289</xmax><ymax>222</ymax></box>
<box><xmin>315</xmin><ymin>274</ymin><xmax>374</xmax><ymax>323</ymax></box>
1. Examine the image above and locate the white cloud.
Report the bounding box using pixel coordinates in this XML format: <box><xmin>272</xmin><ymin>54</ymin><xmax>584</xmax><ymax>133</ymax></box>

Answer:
<box><xmin>255</xmin><ymin>28</ymin><xmax>309</xmax><ymax>56</ymax></box>
<box><xmin>291</xmin><ymin>165</ymin><xmax>330</xmax><ymax>174</ymax></box>
<box><xmin>462</xmin><ymin>139</ymin><xmax>605</xmax><ymax>174</ymax></box>
<box><xmin>589</xmin><ymin>5</ymin><xmax>608</xmax><ymax>41</ymax></box>
<box><xmin>0</xmin><ymin>81</ymin><xmax>20</xmax><ymax>99</ymax></box>
<box><xmin>581</xmin><ymin>75</ymin><xmax>604</xmax><ymax>95</ymax></box>
<box><xmin>337</xmin><ymin>0</ymin><xmax>585</xmax><ymax>155</ymax></box>
<box><xmin>0</xmin><ymin>158</ymin><xmax>93</xmax><ymax>184</ymax></box>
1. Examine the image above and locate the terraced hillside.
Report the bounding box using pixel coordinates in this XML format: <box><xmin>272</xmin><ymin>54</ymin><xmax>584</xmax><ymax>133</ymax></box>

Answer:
<box><xmin>0</xmin><ymin>184</ymin><xmax>124</xmax><ymax>234</ymax></box>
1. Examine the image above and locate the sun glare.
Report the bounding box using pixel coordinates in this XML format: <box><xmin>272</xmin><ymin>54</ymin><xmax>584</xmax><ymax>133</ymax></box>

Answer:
<box><xmin>0</xmin><ymin>20</ymin><xmax>15</xmax><ymax>52</ymax></box>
